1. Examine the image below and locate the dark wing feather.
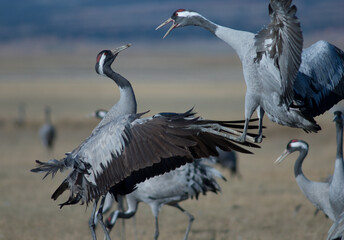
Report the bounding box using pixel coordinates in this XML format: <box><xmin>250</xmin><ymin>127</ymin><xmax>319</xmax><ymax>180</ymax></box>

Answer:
<box><xmin>255</xmin><ymin>0</ymin><xmax>303</xmax><ymax>106</ymax></box>
<box><xmin>34</xmin><ymin>110</ymin><xmax>259</xmax><ymax>206</ymax></box>
<box><xmin>294</xmin><ymin>41</ymin><xmax>344</xmax><ymax>117</ymax></box>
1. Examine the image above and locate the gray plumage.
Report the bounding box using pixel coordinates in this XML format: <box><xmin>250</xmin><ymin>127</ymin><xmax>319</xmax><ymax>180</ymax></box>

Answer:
<box><xmin>103</xmin><ymin>159</ymin><xmax>225</xmax><ymax>240</ymax></box>
<box><xmin>275</xmin><ymin>112</ymin><xmax>344</xmax><ymax>239</ymax></box>
<box><xmin>39</xmin><ymin>106</ymin><xmax>56</xmax><ymax>151</ymax></box>
<box><xmin>328</xmin><ymin>212</ymin><xmax>344</xmax><ymax>240</ymax></box>
<box><xmin>156</xmin><ymin>0</ymin><xmax>344</xmax><ymax>143</ymax></box>
<box><xmin>31</xmin><ymin>44</ymin><xmax>259</xmax><ymax>240</ymax></box>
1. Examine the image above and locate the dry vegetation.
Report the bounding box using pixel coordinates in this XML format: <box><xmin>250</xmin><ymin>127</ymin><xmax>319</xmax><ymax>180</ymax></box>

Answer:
<box><xmin>0</xmin><ymin>44</ymin><xmax>337</xmax><ymax>240</ymax></box>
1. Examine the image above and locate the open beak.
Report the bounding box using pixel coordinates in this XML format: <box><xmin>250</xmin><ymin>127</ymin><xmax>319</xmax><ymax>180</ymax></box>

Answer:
<box><xmin>155</xmin><ymin>18</ymin><xmax>177</xmax><ymax>39</ymax></box>
<box><xmin>274</xmin><ymin>149</ymin><xmax>291</xmax><ymax>164</ymax></box>
<box><xmin>112</xmin><ymin>43</ymin><xmax>131</xmax><ymax>55</ymax></box>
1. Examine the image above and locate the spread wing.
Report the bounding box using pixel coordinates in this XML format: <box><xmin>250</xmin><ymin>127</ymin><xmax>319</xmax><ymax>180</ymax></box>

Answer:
<box><xmin>255</xmin><ymin>0</ymin><xmax>303</xmax><ymax>106</ymax></box>
<box><xmin>34</xmin><ymin>110</ymin><xmax>259</xmax><ymax>206</ymax></box>
<box><xmin>293</xmin><ymin>41</ymin><xmax>344</xmax><ymax>117</ymax></box>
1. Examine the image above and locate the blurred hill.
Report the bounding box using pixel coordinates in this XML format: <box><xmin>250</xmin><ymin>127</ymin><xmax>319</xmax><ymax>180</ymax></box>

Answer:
<box><xmin>1</xmin><ymin>0</ymin><xmax>343</xmax><ymax>43</ymax></box>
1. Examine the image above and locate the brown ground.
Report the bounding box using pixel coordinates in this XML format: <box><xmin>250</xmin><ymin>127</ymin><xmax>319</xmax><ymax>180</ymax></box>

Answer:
<box><xmin>0</xmin><ymin>42</ymin><xmax>338</xmax><ymax>240</ymax></box>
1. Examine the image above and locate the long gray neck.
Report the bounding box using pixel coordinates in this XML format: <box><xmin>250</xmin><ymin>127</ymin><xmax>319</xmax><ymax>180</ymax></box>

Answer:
<box><xmin>118</xmin><ymin>210</ymin><xmax>136</xmax><ymax>219</ymax></box>
<box><xmin>102</xmin><ymin>69</ymin><xmax>137</xmax><ymax>123</ymax></box>
<box><xmin>294</xmin><ymin>148</ymin><xmax>308</xmax><ymax>179</ymax></box>
<box><xmin>190</xmin><ymin>15</ymin><xmax>255</xmax><ymax>61</ymax></box>
<box><xmin>336</xmin><ymin>119</ymin><xmax>343</xmax><ymax>160</ymax></box>
<box><xmin>190</xmin><ymin>16</ymin><xmax>218</xmax><ymax>35</ymax></box>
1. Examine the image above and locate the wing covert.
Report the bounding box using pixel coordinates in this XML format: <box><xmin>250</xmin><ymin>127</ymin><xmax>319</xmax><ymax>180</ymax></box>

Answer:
<box><xmin>294</xmin><ymin>41</ymin><xmax>344</xmax><ymax>117</ymax></box>
<box><xmin>255</xmin><ymin>0</ymin><xmax>303</xmax><ymax>106</ymax></box>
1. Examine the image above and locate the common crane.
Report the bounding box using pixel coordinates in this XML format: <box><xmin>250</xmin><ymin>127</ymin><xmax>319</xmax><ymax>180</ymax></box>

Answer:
<box><xmin>103</xmin><ymin>159</ymin><xmax>225</xmax><ymax>240</ymax></box>
<box><xmin>31</xmin><ymin>44</ymin><xmax>259</xmax><ymax>240</ymax></box>
<box><xmin>156</xmin><ymin>0</ymin><xmax>344</xmax><ymax>143</ymax></box>
<box><xmin>39</xmin><ymin>106</ymin><xmax>56</xmax><ymax>151</ymax></box>
<box><xmin>275</xmin><ymin>111</ymin><xmax>344</xmax><ymax>238</ymax></box>
<box><xmin>210</xmin><ymin>148</ymin><xmax>240</xmax><ymax>178</ymax></box>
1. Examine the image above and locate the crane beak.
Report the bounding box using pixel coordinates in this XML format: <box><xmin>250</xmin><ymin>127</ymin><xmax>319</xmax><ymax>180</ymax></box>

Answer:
<box><xmin>155</xmin><ymin>18</ymin><xmax>177</xmax><ymax>39</ymax></box>
<box><xmin>274</xmin><ymin>149</ymin><xmax>291</xmax><ymax>164</ymax></box>
<box><xmin>112</xmin><ymin>44</ymin><xmax>132</xmax><ymax>55</ymax></box>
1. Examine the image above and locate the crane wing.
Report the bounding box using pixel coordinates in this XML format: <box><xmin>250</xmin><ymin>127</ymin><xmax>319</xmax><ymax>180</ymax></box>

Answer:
<box><xmin>293</xmin><ymin>41</ymin><xmax>344</xmax><ymax>117</ymax></box>
<box><xmin>255</xmin><ymin>0</ymin><xmax>303</xmax><ymax>106</ymax></box>
<box><xmin>38</xmin><ymin>110</ymin><xmax>259</xmax><ymax>206</ymax></box>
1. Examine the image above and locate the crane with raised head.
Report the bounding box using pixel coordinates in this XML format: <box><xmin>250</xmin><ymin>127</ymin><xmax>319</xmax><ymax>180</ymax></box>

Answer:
<box><xmin>156</xmin><ymin>0</ymin><xmax>344</xmax><ymax>143</ymax></box>
<box><xmin>275</xmin><ymin>111</ymin><xmax>344</xmax><ymax>238</ymax></box>
<box><xmin>31</xmin><ymin>44</ymin><xmax>260</xmax><ymax>240</ymax></box>
<box><xmin>103</xmin><ymin>159</ymin><xmax>225</xmax><ymax>240</ymax></box>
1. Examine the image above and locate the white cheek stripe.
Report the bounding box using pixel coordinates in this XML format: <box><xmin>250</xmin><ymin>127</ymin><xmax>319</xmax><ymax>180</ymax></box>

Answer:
<box><xmin>290</xmin><ymin>141</ymin><xmax>307</xmax><ymax>149</ymax></box>
<box><xmin>177</xmin><ymin>11</ymin><xmax>201</xmax><ymax>18</ymax></box>
<box><xmin>98</xmin><ymin>54</ymin><xmax>106</xmax><ymax>75</ymax></box>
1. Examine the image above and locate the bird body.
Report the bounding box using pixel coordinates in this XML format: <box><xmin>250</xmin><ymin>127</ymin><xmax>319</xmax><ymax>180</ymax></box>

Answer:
<box><xmin>31</xmin><ymin>44</ymin><xmax>259</xmax><ymax>240</ymax></box>
<box><xmin>276</xmin><ymin>111</ymin><xmax>344</xmax><ymax>236</ymax></box>
<box><xmin>157</xmin><ymin>1</ymin><xmax>344</xmax><ymax>142</ymax></box>
<box><xmin>105</xmin><ymin>159</ymin><xmax>225</xmax><ymax>240</ymax></box>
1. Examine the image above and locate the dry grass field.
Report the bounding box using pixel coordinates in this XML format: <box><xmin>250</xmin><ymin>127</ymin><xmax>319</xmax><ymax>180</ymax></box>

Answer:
<box><xmin>0</xmin><ymin>42</ymin><xmax>339</xmax><ymax>240</ymax></box>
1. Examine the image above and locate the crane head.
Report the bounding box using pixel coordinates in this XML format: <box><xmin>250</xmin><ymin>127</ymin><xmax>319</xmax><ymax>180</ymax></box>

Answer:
<box><xmin>155</xmin><ymin>9</ymin><xmax>200</xmax><ymax>39</ymax></box>
<box><xmin>95</xmin><ymin>44</ymin><xmax>131</xmax><ymax>76</ymax></box>
<box><xmin>275</xmin><ymin>139</ymin><xmax>308</xmax><ymax>164</ymax></box>
<box><xmin>334</xmin><ymin>111</ymin><xmax>343</xmax><ymax>123</ymax></box>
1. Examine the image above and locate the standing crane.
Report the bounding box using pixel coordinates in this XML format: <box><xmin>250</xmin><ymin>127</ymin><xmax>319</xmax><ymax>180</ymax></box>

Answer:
<box><xmin>31</xmin><ymin>44</ymin><xmax>260</xmax><ymax>240</ymax></box>
<box><xmin>210</xmin><ymin>148</ymin><xmax>240</xmax><ymax>178</ymax></box>
<box><xmin>39</xmin><ymin>106</ymin><xmax>56</xmax><ymax>152</ymax></box>
<box><xmin>156</xmin><ymin>0</ymin><xmax>344</xmax><ymax>143</ymax></box>
<box><xmin>275</xmin><ymin>111</ymin><xmax>344</xmax><ymax>237</ymax></box>
<box><xmin>103</xmin><ymin>159</ymin><xmax>225</xmax><ymax>240</ymax></box>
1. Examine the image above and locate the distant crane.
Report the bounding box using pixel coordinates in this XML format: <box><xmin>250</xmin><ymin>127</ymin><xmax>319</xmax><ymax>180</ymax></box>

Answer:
<box><xmin>91</xmin><ymin>109</ymin><xmax>108</xmax><ymax>119</ymax></box>
<box><xmin>39</xmin><ymin>106</ymin><xmax>56</xmax><ymax>151</ymax></box>
<box><xmin>275</xmin><ymin>111</ymin><xmax>344</xmax><ymax>236</ymax></box>
<box><xmin>156</xmin><ymin>0</ymin><xmax>344</xmax><ymax>143</ymax></box>
<box><xmin>31</xmin><ymin>44</ymin><xmax>259</xmax><ymax>240</ymax></box>
<box><xmin>103</xmin><ymin>159</ymin><xmax>225</xmax><ymax>240</ymax></box>
<box><xmin>210</xmin><ymin>148</ymin><xmax>241</xmax><ymax>178</ymax></box>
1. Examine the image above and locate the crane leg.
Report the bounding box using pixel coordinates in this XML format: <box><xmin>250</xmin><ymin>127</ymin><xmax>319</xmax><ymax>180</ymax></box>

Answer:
<box><xmin>173</xmin><ymin>204</ymin><xmax>194</xmax><ymax>240</ymax></box>
<box><xmin>154</xmin><ymin>216</ymin><xmax>160</xmax><ymax>240</ymax></box>
<box><xmin>117</xmin><ymin>196</ymin><xmax>126</xmax><ymax>240</ymax></box>
<box><xmin>236</xmin><ymin>99</ymin><xmax>259</xmax><ymax>143</ymax></box>
<box><xmin>132</xmin><ymin>214</ymin><xmax>138</xmax><ymax>240</ymax></box>
<box><xmin>89</xmin><ymin>199</ymin><xmax>99</xmax><ymax>240</ymax></box>
<box><xmin>236</xmin><ymin>118</ymin><xmax>250</xmax><ymax>143</ymax></box>
<box><xmin>255</xmin><ymin>106</ymin><xmax>264</xmax><ymax>143</ymax></box>
<box><xmin>97</xmin><ymin>196</ymin><xmax>112</xmax><ymax>240</ymax></box>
